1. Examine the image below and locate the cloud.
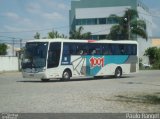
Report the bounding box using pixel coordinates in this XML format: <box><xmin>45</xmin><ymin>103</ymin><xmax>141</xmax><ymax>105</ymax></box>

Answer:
<box><xmin>2</xmin><ymin>12</ymin><xmax>33</xmax><ymax>31</ymax></box>
<box><xmin>26</xmin><ymin>2</ymin><xmax>65</xmax><ymax>21</ymax></box>
<box><xmin>150</xmin><ymin>8</ymin><xmax>160</xmax><ymax>16</ymax></box>
<box><xmin>26</xmin><ymin>3</ymin><xmax>41</xmax><ymax>14</ymax></box>
<box><xmin>4</xmin><ymin>12</ymin><xmax>20</xmax><ymax>20</ymax></box>
<box><xmin>39</xmin><ymin>0</ymin><xmax>69</xmax><ymax>11</ymax></box>
<box><xmin>42</xmin><ymin>12</ymin><xmax>64</xmax><ymax>21</ymax></box>
<box><xmin>57</xmin><ymin>3</ymin><xmax>69</xmax><ymax>10</ymax></box>
<box><xmin>4</xmin><ymin>25</ymin><xmax>27</xmax><ymax>32</ymax></box>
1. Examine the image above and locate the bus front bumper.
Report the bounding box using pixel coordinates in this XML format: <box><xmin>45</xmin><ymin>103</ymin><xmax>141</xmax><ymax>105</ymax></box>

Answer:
<box><xmin>22</xmin><ymin>71</ymin><xmax>47</xmax><ymax>79</ymax></box>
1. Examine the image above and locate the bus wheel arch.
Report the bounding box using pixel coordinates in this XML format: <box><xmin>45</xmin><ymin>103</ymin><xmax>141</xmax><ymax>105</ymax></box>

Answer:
<box><xmin>115</xmin><ymin>66</ymin><xmax>122</xmax><ymax>78</ymax></box>
<box><xmin>61</xmin><ymin>68</ymin><xmax>72</xmax><ymax>80</ymax></box>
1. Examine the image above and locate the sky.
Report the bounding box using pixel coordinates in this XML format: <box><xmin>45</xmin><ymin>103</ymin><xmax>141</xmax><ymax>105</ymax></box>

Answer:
<box><xmin>0</xmin><ymin>0</ymin><xmax>160</xmax><ymax>43</ymax></box>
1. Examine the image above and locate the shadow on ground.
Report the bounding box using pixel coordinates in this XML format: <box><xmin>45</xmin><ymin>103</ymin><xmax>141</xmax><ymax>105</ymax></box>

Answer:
<box><xmin>17</xmin><ymin>76</ymin><xmax>134</xmax><ymax>83</ymax></box>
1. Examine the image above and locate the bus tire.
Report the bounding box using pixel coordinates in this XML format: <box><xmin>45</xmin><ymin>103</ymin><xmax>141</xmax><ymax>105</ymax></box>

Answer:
<box><xmin>41</xmin><ymin>79</ymin><xmax>50</xmax><ymax>82</ymax></box>
<box><xmin>62</xmin><ymin>69</ymin><xmax>71</xmax><ymax>80</ymax></box>
<box><xmin>115</xmin><ymin>67</ymin><xmax>122</xmax><ymax>78</ymax></box>
<box><xmin>94</xmin><ymin>76</ymin><xmax>103</xmax><ymax>79</ymax></box>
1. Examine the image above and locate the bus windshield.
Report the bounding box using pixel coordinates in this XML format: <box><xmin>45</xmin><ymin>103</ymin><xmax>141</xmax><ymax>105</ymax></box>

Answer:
<box><xmin>22</xmin><ymin>42</ymin><xmax>48</xmax><ymax>69</ymax></box>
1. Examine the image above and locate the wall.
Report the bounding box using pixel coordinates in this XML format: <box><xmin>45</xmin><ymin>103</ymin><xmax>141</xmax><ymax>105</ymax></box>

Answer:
<box><xmin>70</xmin><ymin>0</ymin><xmax>137</xmax><ymax>32</ymax></box>
<box><xmin>0</xmin><ymin>56</ymin><xmax>19</xmax><ymax>72</ymax></box>
<box><xmin>75</xmin><ymin>6</ymin><xmax>130</xmax><ymax>35</ymax></box>
<box><xmin>152</xmin><ymin>39</ymin><xmax>160</xmax><ymax>47</ymax></box>
<box><xmin>137</xmin><ymin>2</ymin><xmax>152</xmax><ymax>64</ymax></box>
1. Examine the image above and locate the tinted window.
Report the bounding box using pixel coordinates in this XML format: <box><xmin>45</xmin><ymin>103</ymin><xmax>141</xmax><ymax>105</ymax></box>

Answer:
<box><xmin>99</xmin><ymin>18</ymin><xmax>106</xmax><ymax>24</ymax></box>
<box><xmin>88</xmin><ymin>43</ymin><xmax>102</xmax><ymax>55</ymax></box>
<box><xmin>63</xmin><ymin>43</ymin><xmax>137</xmax><ymax>56</ymax></box>
<box><xmin>47</xmin><ymin>42</ymin><xmax>61</xmax><ymax>68</ymax></box>
<box><xmin>63</xmin><ymin>43</ymin><xmax>88</xmax><ymax>55</ymax></box>
<box><xmin>102</xmin><ymin>44</ymin><xmax>137</xmax><ymax>55</ymax></box>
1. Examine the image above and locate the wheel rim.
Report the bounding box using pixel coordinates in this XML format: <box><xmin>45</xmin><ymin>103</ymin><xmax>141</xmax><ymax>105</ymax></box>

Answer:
<box><xmin>115</xmin><ymin>68</ymin><xmax>122</xmax><ymax>78</ymax></box>
<box><xmin>117</xmin><ymin>69</ymin><xmax>121</xmax><ymax>77</ymax></box>
<box><xmin>63</xmin><ymin>72</ymin><xmax>69</xmax><ymax>79</ymax></box>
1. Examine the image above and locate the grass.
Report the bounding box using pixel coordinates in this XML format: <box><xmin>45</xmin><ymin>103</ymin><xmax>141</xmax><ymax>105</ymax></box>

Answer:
<box><xmin>115</xmin><ymin>94</ymin><xmax>160</xmax><ymax>104</ymax></box>
<box><xmin>143</xmin><ymin>95</ymin><xmax>160</xmax><ymax>104</ymax></box>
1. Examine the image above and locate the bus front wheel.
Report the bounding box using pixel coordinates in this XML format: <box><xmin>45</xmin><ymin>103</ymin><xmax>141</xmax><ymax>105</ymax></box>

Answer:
<box><xmin>41</xmin><ymin>79</ymin><xmax>50</xmax><ymax>82</ymax></box>
<box><xmin>61</xmin><ymin>70</ymin><xmax>71</xmax><ymax>80</ymax></box>
<box><xmin>115</xmin><ymin>67</ymin><xmax>122</xmax><ymax>78</ymax></box>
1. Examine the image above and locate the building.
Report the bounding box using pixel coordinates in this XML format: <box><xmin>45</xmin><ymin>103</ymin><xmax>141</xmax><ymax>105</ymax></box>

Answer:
<box><xmin>6</xmin><ymin>44</ymin><xmax>20</xmax><ymax>56</ymax></box>
<box><xmin>69</xmin><ymin>0</ymin><xmax>152</xmax><ymax>63</ymax></box>
<box><xmin>152</xmin><ymin>38</ymin><xmax>160</xmax><ymax>47</ymax></box>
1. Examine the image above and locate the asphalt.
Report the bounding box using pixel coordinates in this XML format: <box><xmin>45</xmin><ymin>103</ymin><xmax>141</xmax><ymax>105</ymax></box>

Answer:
<box><xmin>0</xmin><ymin>70</ymin><xmax>160</xmax><ymax>113</ymax></box>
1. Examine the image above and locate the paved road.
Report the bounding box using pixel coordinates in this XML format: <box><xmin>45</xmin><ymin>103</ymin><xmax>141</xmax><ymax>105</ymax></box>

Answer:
<box><xmin>0</xmin><ymin>70</ymin><xmax>160</xmax><ymax>113</ymax></box>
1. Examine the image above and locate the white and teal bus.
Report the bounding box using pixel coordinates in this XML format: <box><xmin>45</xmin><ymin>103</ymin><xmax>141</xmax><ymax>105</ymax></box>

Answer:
<box><xmin>22</xmin><ymin>39</ymin><xmax>138</xmax><ymax>81</ymax></box>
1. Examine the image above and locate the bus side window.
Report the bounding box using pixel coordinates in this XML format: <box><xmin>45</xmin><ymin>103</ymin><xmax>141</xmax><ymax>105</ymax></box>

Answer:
<box><xmin>119</xmin><ymin>44</ymin><xmax>125</xmax><ymax>55</ymax></box>
<box><xmin>69</xmin><ymin>44</ymin><xmax>77</xmax><ymax>55</ymax></box>
<box><xmin>78</xmin><ymin>50</ymin><xmax>84</xmax><ymax>55</ymax></box>
<box><xmin>91</xmin><ymin>49</ymin><xmax>96</xmax><ymax>55</ymax></box>
<box><xmin>88</xmin><ymin>43</ymin><xmax>101</xmax><ymax>55</ymax></box>
<box><xmin>47</xmin><ymin>42</ymin><xmax>61</xmax><ymax>68</ymax></box>
<box><xmin>76</xmin><ymin>43</ymin><xmax>88</xmax><ymax>55</ymax></box>
<box><xmin>103</xmin><ymin>44</ymin><xmax>112</xmax><ymax>55</ymax></box>
<box><xmin>132</xmin><ymin>45</ymin><xmax>137</xmax><ymax>55</ymax></box>
<box><xmin>63</xmin><ymin>44</ymin><xmax>70</xmax><ymax>55</ymax></box>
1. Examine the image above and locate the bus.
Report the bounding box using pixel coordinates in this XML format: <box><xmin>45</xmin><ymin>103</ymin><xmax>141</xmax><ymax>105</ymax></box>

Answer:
<box><xmin>21</xmin><ymin>38</ymin><xmax>138</xmax><ymax>81</ymax></box>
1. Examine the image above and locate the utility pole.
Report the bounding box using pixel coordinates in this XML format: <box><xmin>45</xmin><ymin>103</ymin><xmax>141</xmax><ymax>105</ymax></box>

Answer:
<box><xmin>12</xmin><ymin>38</ymin><xmax>15</xmax><ymax>56</ymax></box>
<box><xmin>20</xmin><ymin>39</ymin><xmax>22</xmax><ymax>49</ymax></box>
<box><xmin>127</xmin><ymin>10</ymin><xmax>131</xmax><ymax>40</ymax></box>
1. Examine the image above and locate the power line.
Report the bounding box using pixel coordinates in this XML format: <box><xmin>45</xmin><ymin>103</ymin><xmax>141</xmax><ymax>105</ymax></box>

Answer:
<box><xmin>0</xmin><ymin>25</ymin><xmax>69</xmax><ymax>34</ymax></box>
<box><xmin>0</xmin><ymin>36</ymin><xmax>23</xmax><ymax>40</ymax></box>
<box><xmin>0</xmin><ymin>11</ymin><xmax>159</xmax><ymax>35</ymax></box>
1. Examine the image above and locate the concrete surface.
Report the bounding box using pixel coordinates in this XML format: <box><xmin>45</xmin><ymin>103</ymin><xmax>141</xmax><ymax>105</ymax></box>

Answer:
<box><xmin>0</xmin><ymin>70</ymin><xmax>159</xmax><ymax>113</ymax></box>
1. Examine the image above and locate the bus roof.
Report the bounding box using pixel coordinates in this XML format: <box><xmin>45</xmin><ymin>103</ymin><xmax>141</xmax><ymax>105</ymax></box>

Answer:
<box><xmin>26</xmin><ymin>38</ymin><xmax>138</xmax><ymax>44</ymax></box>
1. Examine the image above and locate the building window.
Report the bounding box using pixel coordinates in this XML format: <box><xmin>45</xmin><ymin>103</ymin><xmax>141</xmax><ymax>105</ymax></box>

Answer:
<box><xmin>87</xmin><ymin>18</ymin><xmax>97</xmax><ymax>25</ymax></box>
<box><xmin>91</xmin><ymin>35</ymin><xmax>98</xmax><ymax>40</ymax></box>
<box><xmin>82</xmin><ymin>19</ymin><xmax>87</xmax><ymax>25</ymax></box>
<box><xmin>99</xmin><ymin>35</ymin><xmax>106</xmax><ymax>39</ymax></box>
<box><xmin>76</xmin><ymin>17</ymin><xmax>118</xmax><ymax>26</ymax></box>
<box><xmin>107</xmin><ymin>17</ymin><xmax>118</xmax><ymax>24</ymax></box>
<box><xmin>98</xmin><ymin>18</ymin><xmax>106</xmax><ymax>24</ymax></box>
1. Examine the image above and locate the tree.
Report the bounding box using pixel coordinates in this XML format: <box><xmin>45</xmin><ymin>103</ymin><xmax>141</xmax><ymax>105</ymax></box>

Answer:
<box><xmin>0</xmin><ymin>43</ymin><xmax>7</xmax><ymax>55</ymax></box>
<box><xmin>33</xmin><ymin>30</ymin><xmax>67</xmax><ymax>39</ymax></box>
<box><xmin>144</xmin><ymin>47</ymin><xmax>160</xmax><ymax>65</ymax></box>
<box><xmin>107</xmin><ymin>9</ymin><xmax>147</xmax><ymax>40</ymax></box>
<box><xmin>34</xmin><ymin>32</ymin><xmax>40</xmax><ymax>39</ymax></box>
<box><xmin>48</xmin><ymin>30</ymin><xmax>68</xmax><ymax>39</ymax></box>
<box><xmin>69</xmin><ymin>26</ymin><xmax>91</xmax><ymax>39</ymax></box>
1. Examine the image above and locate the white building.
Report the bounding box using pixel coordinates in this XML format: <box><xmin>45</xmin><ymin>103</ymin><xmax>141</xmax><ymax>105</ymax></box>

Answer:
<box><xmin>69</xmin><ymin>0</ymin><xmax>153</xmax><ymax>63</ymax></box>
<box><xmin>6</xmin><ymin>44</ymin><xmax>20</xmax><ymax>56</ymax></box>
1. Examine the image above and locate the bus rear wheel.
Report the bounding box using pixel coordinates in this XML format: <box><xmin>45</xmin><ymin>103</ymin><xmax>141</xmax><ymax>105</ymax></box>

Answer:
<box><xmin>115</xmin><ymin>67</ymin><xmax>122</xmax><ymax>78</ymax></box>
<box><xmin>61</xmin><ymin>70</ymin><xmax>71</xmax><ymax>80</ymax></box>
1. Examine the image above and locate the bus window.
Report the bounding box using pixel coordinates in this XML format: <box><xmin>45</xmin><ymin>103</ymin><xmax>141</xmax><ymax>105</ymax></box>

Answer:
<box><xmin>119</xmin><ymin>44</ymin><xmax>125</xmax><ymax>55</ymax></box>
<box><xmin>127</xmin><ymin>44</ymin><xmax>137</xmax><ymax>55</ymax></box>
<box><xmin>47</xmin><ymin>42</ymin><xmax>61</xmax><ymax>68</ymax></box>
<box><xmin>76</xmin><ymin>43</ymin><xmax>88</xmax><ymax>55</ymax></box>
<box><xmin>132</xmin><ymin>45</ymin><xmax>137</xmax><ymax>55</ymax></box>
<box><xmin>102</xmin><ymin>44</ymin><xmax>113</xmax><ymax>55</ymax></box>
<box><xmin>63</xmin><ymin>44</ymin><xmax>70</xmax><ymax>55</ymax></box>
<box><xmin>88</xmin><ymin>43</ymin><xmax>102</xmax><ymax>55</ymax></box>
